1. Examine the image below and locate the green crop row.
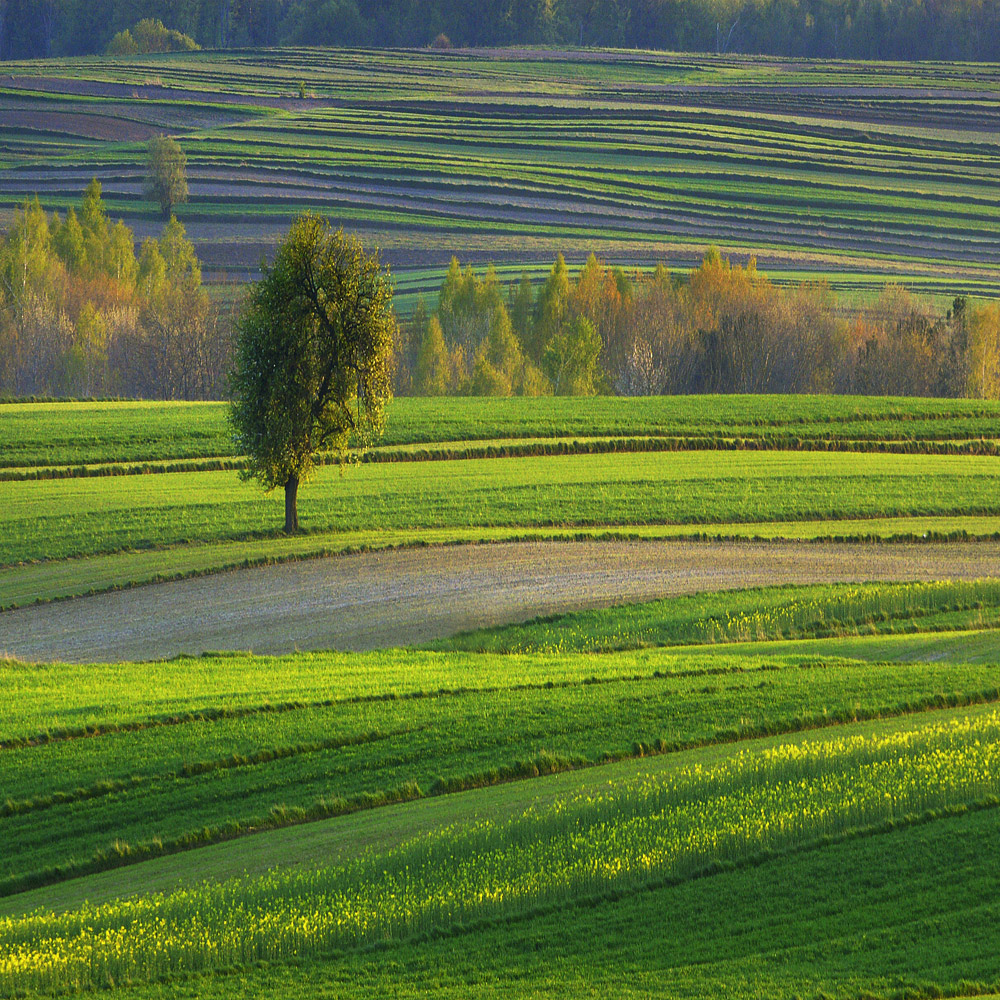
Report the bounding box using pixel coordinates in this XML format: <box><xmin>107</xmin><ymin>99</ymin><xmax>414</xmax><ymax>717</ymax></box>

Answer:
<box><xmin>51</xmin><ymin>802</ymin><xmax>1000</xmax><ymax>1000</ymax></box>
<box><xmin>5</xmin><ymin>450</ymin><xmax>1000</xmax><ymax>566</ymax></box>
<box><xmin>2</xmin><ymin>48</ymin><xmax>998</xmax><ymax>285</ymax></box>
<box><xmin>7</xmin><ymin>396</ymin><xmax>1000</xmax><ymax>470</ymax></box>
<box><xmin>4</xmin><ymin>650</ymin><xmax>1000</xmax><ymax>894</ymax></box>
<box><xmin>436</xmin><ymin>579</ymin><xmax>1000</xmax><ymax>653</ymax></box>
<box><xmin>13</xmin><ymin>434</ymin><xmax>1000</xmax><ymax>483</ymax></box>
<box><xmin>5</xmin><ymin>708</ymin><xmax>1000</xmax><ymax>994</ymax></box>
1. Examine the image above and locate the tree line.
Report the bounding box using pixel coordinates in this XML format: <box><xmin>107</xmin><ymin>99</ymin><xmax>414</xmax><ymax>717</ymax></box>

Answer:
<box><xmin>2</xmin><ymin>0</ymin><xmax>998</xmax><ymax>61</ymax></box>
<box><xmin>3</xmin><ymin>185</ymin><xmax>999</xmax><ymax>402</ymax></box>
<box><xmin>0</xmin><ymin>182</ymin><xmax>228</xmax><ymax>399</ymax></box>
<box><xmin>395</xmin><ymin>252</ymin><xmax>1000</xmax><ymax>399</ymax></box>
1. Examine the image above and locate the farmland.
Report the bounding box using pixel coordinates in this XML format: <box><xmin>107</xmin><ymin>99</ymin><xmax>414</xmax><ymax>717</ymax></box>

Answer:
<box><xmin>6</xmin><ymin>395</ymin><xmax>1000</xmax><ymax>997</ymax></box>
<box><xmin>13</xmin><ymin>448</ymin><xmax>1000</xmax><ymax>566</ymax></box>
<box><xmin>8</xmin><ymin>396</ymin><xmax>1000</xmax><ymax>624</ymax></box>
<box><xmin>3</xmin><ymin>41</ymin><xmax>1000</xmax><ymax>994</ymax></box>
<box><xmin>10</xmin><ymin>395</ymin><xmax>1000</xmax><ymax>470</ymax></box>
<box><xmin>9</xmin><ymin>397</ymin><xmax>1000</xmax><ymax>658</ymax></box>
<box><xmin>5</xmin><ymin>637</ymin><xmax>1000</xmax><ymax>996</ymax></box>
<box><xmin>0</xmin><ymin>49</ymin><xmax>998</xmax><ymax>299</ymax></box>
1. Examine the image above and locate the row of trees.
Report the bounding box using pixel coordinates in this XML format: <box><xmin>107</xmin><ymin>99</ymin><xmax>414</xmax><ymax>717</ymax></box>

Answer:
<box><xmin>0</xmin><ymin>182</ymin><xmax>227</xmax><ymax>399</ymax></box>
<box><xmin>395</xmin><ymin>252</ymin><xmax>1000</xmax><ymax>399</ymax></box>
<box><xmin>2</xmin><ymin>191</ymin><xmax>998</xmax><ymax>402</ymax></box>
<box><xmin>2</xmin><ymin>0</ymin><xmax>999</xmax><ymax>61</ymax></box>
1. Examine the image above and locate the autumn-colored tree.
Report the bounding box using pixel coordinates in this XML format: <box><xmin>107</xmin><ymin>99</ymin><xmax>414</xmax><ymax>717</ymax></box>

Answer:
<box><xmin>0</xmin><ymin>183</ymin><xmax>227</xmax><ymax>399</ymax></box>
<box><xmin>964</xmin><ymin>299</ymin><xmax>1000</xmax><ymax>399</ymax></box>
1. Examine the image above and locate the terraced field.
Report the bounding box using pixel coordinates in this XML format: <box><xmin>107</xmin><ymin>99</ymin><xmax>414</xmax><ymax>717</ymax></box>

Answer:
<box><xmin>0</xmin><ymin>49</ymin><xmax>998</xmax><ymax>297</ymax></box>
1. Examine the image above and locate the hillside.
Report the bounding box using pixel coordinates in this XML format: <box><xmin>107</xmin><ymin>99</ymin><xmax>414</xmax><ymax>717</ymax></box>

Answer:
<box><xmin>0</xmin><ymin>49</ymin><xmax>998</xmax><ymax>299</ymax></box>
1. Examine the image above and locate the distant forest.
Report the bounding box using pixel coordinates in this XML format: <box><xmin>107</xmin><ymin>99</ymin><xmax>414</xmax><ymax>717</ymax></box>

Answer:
<box><xmin>2</xmin><ymin>0</ymin><xmax>998</xmax><ymax>61</ymax></box>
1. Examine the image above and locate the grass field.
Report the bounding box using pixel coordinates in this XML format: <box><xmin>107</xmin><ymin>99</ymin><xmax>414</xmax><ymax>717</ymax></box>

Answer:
<box><xmin>9</xmin><ymin>646</ymin><xmax>1000</xmax><ymax>897</ymax></box>
<box><xmin>434</xmin><ymin>579</ymin><xmax>1000</xmax><ymax>652</ymax></box>
<box><xmin>70</xmin><ymin>804</ymin><xmax>1000</xmax><ymax>1000</ymax></box>
<box><xmin>5</xmin><ymin>636</ymin><xmax>1000</xmax><ymax>996</ymax></box>
<box><xmin>9</xmin><ymin>396</ymin><xmax>1000</xmax><ymax>470</ymax></box>
<box><xmin>9</xmin><ymin>449</ymin><xmax>1000</xmax><ymax>565</ymax></box>
<box><xmin>0</xmin><ymin>49</ymin><xmax>998</xmax><ymax>297</ymax></box>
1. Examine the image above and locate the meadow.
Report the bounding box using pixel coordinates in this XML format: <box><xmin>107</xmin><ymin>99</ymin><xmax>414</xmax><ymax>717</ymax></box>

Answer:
<box><xmin>6</xmin><ymin>644</ymin><xmax>1000</xmax><ymax>897</ymax></box>
<box><xmin>0</xmin><ymin>49</ymin><xmax>998</xmax><ymax>297</ymax></box>
<box><xmin>436</xmin><ymin>579</ymin><xmax>1000</xmax><ymax>652</ymax></box>
<box><xmin>8</xmin><ymin>395</ymin><xmax>1000</xmax><ymax>470</ymax></box>
<box><xmin>12</xmin><ymin>449</ymin><xmax>1000</xmax><ymax>564</ymax></box>
<box><xmin>5</xmin><ymin>673</ymin><xmax>1000</xmax><ymax>997</ymax></box>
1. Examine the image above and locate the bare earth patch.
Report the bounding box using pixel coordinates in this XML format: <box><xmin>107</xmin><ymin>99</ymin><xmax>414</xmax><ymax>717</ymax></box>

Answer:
<box><xmin>2</xmin><ymin>539</ymin><xmax>1000</xmax><ymax>663</ymax></box>
<box><xmin>0</xmin><ymin>109</ymin><xmax>159</xmax><ymax>142</ymax></box>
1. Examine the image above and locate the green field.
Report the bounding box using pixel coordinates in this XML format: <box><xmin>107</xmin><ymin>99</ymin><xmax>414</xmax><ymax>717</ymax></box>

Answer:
<box><xmin>0</xmin><ymin>49</ymin><xmax>998</xmax><ymax>298</ymax></box>
<box><xmin>9</xmin><ymin>646</ymin><xmax>1000</xmax><ymax>896</ymax></box>
<box><xmin>5</xmin><ymin>632</ymin><xmax>1000</xmax><ymax>996</ymax></box>
<box><xmin>9</xmin><ymin>396</ymin><xmax>1000</xmax><ymax>470</ymax></box>
<box><xmin>8</xmin><ymin>396</ymin><xmax>1000</xmax><ymax>612</ymax></box>
<box><xmin>4</xmin><ymin>36</ymin><xmax>1000</xmax><ymax>1000</ymax></box>
<box><xmin>433</xmin><ymin>579</ymin><xmax>1000</xmax><ymax>651</ymax></box>
<box><xmin>7</xmin><ymin>395</ymin><xmax>1000</xmax><ymax>996</ymax></box>
<box><xmin>70</xmin><ymin>804</ymin><xmax>1000</xmax><ymax>1000</ymax></box>
<box><xmin>11</xmin><ymin>449</ymin><xmax>1000</xmax><ymax>565</ymax></box>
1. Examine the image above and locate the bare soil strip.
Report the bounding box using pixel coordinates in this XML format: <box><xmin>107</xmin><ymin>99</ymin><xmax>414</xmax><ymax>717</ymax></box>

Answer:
<box><xmin>3</xmin><ymin>539</ymin><xmax>1000</xmax><ymax>664</ymax></box>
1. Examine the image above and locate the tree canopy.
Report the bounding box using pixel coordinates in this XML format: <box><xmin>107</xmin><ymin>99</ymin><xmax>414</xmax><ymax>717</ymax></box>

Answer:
<box><xmin>0</xmin><ymin>181</ymin><xmax>220</xmax><ymax>399</ymax></box>
<box><xmin>2</xmin><ymin>0</ymin><xmax>998</xmax><ymax>62</ymax></box>
<box><xmin>145</xmin><ymin>136</ymin><xmax>189</xmax><ymax>219</ymax></box>
<box><xmin>393</xmin><ymin>249</ymin><xmax>1000</xmax><ymax>400</ymax></box>
<box><xmin>229</xmin><ymin>215</ymin><xmax>394</xmax><ymax>533</ymax></box>
<box><xmin>106</xmin><ymin>19</ymin><xmax>199</xmax><ymax>54</ymax></box>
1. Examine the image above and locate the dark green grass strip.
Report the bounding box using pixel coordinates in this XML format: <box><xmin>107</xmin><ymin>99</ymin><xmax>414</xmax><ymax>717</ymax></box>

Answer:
<box><xmin>11</xmin><ymin>432</ymin><xmax>1000</xmax><ymax>482</ymax></box>
<box><xmin>7</xmin><ymin>396</ymin><xmax>1000</xmax><ymax>470</ymax></box>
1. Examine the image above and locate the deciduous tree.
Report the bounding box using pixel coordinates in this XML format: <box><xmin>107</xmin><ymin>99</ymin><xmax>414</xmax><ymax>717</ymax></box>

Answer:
<box><xmin>230</xmin><ymin>215</ymin><xmax>394</xmax><ymax>533</ymax></box>
<box><xmin>145</xmin><ymin>136</ymin><xmax>189</xmax><ymax>219</ymax></box>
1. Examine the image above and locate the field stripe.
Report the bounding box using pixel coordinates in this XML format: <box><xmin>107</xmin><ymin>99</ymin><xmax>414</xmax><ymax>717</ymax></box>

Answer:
<box><xmin>6</xmin><ymin>538</ymin><xmax>1000</xmax><ymax>662</ymax></box>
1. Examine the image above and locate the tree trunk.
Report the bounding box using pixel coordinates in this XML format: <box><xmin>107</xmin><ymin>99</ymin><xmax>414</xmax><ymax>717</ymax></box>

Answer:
<box><xmin>284</xmin><ymin>474</ymin><xmax>299</xmax><ymax>534</ymax></box>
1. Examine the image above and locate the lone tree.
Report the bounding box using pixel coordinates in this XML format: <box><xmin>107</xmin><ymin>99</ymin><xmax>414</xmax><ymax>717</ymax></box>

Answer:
<box><xmin>230</xmin><ymin>215</ymin><xmax>394</xmax><ymax>534</ymax></box>
<box><xmin>145</xmin><ymin>135</ymin><xmax>189</xmax><ymax>218</ymax></box>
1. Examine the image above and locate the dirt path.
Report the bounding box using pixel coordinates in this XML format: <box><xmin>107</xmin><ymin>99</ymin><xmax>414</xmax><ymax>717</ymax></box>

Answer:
<box><xmin>2</xmin><ymin>539</ymin><xmax>999</xmax><ymax>663</ymax></box>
